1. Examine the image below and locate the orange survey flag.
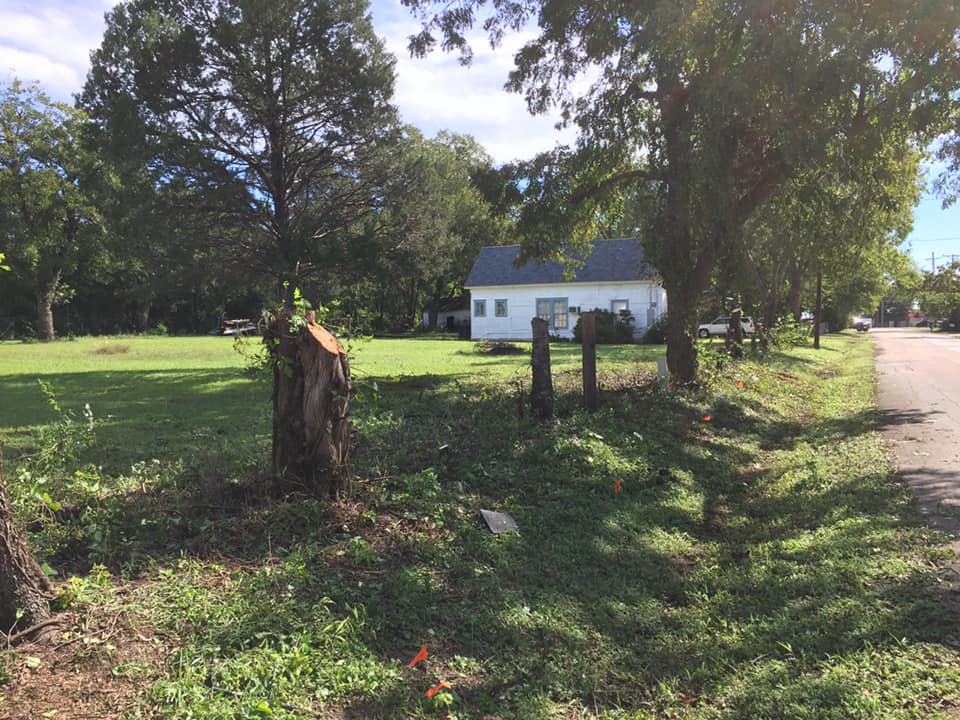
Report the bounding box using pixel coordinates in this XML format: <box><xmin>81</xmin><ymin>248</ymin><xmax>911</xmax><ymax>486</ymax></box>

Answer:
<box><xmin>737</xmin><ymin>380</ymin><xmax>745</xmax><ymax>390</ymax></box>
<box><xmin>614</xmin><ymin>479</ymin><xmax>623</xmax><ymax>494</ymax></box>
<box><xmin>408</xmin><ymin>644</ymin><xmax>428</xmax><ymax>668</ymax></box>
<box><xmin>703</xmin><ymin>415</ymin><xmax>712</xmax><ymax>422</ymax></box>
<box><xmin>427</xmin><ymin>680</ymin><xmax>452</xmax><ymax>698</ymax></box>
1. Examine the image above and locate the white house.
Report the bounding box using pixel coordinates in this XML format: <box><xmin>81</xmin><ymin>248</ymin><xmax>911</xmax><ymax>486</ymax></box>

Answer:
<box><xmin>464</xmin><ymin>238</ymin><xmax>667</xmax><ymax>341</ymax></box>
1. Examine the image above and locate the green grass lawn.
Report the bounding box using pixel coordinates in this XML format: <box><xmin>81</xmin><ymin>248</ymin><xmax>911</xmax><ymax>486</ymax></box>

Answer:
<box><xmin>2</xmin><ymin>333</ymin><xmax>959</xmax><ymax>719</ymax></box>
<box><xmin>0</xmin><ymin>336</ymin><xmax>660</xmax><ymax>471</ymax></box>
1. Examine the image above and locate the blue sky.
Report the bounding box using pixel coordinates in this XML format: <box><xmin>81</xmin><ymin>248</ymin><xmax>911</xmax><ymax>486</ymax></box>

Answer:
<box><xmin>2</xmin><ymin>0</ymin><xmax>958</xmax><ymax>269</ymax></box>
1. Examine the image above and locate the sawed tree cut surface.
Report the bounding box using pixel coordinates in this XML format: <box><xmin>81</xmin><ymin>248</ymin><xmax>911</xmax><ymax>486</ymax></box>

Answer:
<box><xmin>269</xmin><ymin>313</ymin><xmax>352</xmax><ymax>497</ymax></box>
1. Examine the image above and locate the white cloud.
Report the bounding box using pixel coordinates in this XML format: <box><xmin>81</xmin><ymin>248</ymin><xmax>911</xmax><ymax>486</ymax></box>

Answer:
<box><xmin>374</xmin><ymin>4</ymin><xmax>581</xmax><ymax>164</ymax></box>
<box><xmin>0</xmin><ymin>1</ymin><xmax>111</xmax><ymax>101</ymax></box>
<box><xmin>0</xmin><ymin>0</ymin><xmax>581</xmax><ymax>163</ymax></box>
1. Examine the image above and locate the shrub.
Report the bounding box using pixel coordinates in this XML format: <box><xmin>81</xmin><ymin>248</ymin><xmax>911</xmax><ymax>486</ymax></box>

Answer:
<box><xmin>766</xmin><ymin>318</ymin><xmax>811</xmax><ymax>348</ymax></box>
<box><xmin>642</xmin><ymin>316</ymin><xmax>669</xmax><ymax>344</ymax></box>
<box><xmin>572</xmin><ymin>309</ymin><xmax>635</xmax><ymax>344</ymax></box>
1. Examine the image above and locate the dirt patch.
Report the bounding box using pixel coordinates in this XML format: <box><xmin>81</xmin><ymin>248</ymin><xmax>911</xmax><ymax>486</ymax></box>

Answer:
<box><xmin>474</xmin><ymin>341</ymin><xmax>526</xmax><ymax>356</ymax></box>
<box><xmin>0</xmin><ymin>603</ymin><xmax>169</xmax><ymax>720</ymax></box>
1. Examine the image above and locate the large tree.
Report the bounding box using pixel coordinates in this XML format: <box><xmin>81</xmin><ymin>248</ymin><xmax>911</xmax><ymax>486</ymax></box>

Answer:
<box><xmin>82</xmin><ymin>0</ymin><xmax>399</xmax><ymax>492</ymax></box>
<box><xmin>403</xmin><ymin>0</ymin><xmax>960</xmax><ymax>382</ymax></box>
<box><xmin>0</xmin><ymin>81</ymin><xmax>102</xmax><ymax>341</ymax></box>
<box><xmin>82</xmin><ymin>0</ymin><xmax>399</xmax><ymax>298</ymax></box>
<box><xmin>734</xmin><ymin>134</ymin><xmax>923</xmax><ymax>329</ymax></box>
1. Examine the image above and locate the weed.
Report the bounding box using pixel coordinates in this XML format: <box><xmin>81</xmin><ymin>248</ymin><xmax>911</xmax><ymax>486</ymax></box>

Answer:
<box><xmin>2</xmin><ymin>336</ymin><xmax>959</xmax><ymax>718</ymax></box>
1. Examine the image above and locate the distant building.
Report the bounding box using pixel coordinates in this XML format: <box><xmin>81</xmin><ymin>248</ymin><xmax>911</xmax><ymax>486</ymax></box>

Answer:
<box><xmin>464</xmin><ymin>238</ymin><xmax>667</xmax><ymax>341</ymax></box>
<box><xmin>421</xmin><ymin>295</ymin><xmax>471</xmax><ymax>335</ymax></box>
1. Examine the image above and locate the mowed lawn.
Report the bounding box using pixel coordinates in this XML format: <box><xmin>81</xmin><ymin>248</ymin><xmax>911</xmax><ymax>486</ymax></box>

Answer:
<box><xmin>0</xmin><ymin>335</ymin><xmax>660</xmax><ymax>471</ymax></box>
<box><xmin>2</xmin><ymin>333</ymin><xmax>960</xmax><ymax>719</ymax></box>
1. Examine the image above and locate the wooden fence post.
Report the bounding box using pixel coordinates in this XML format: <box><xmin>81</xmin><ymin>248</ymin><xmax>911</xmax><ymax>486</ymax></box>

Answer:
<box><xmin>581</xmin><ymin>311</ymin><xmax>598</xmax><ymax>410</ymax></box>
<box><xmin>531</xmin><ymin>317</ymin><xmax>554</xmax><ymax>421</ymax></box>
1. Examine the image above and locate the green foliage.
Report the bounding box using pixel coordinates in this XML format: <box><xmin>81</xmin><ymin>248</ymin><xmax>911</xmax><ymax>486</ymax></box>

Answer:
<box><xmin>0</xmin><ymin>79</ymin><xmax>104</xmax><ymax>339</ymax></box>
<box><xmin>572</xmin><ymin>308</ymin><xmax>635</xmax><ymax>344</ymax></box>
<box><xmin>4</xmin><ymin>336</ymin><xmax>960</xmax><ymax>717</ymax></box>
<box><xmin>10</xmin><ymin>380</ymin><xmax>97</xmax><ymax>519</ymax></box>
<box><xmin>643</xmin><ymin>315</ymin><xmax>669</xmax><ymax>344</ymax></box>
<box><xmin>403</xmin><ymin>0</ymin><xmax>960</xmax><ymax>383</ymax></box>
<box><xmin>82</xmin><ymin>0</ymin><xmax>399</xmax><ymax>291</ymax></box>
<box><xmin>766</xmin><ymin>319</ymin><xmax>813</xmax><ymax>349</ymax></box>
<box><xmin>918</xmin><ymin>261</ymin><xmax>960</xmax><ymax>326</ymax></box>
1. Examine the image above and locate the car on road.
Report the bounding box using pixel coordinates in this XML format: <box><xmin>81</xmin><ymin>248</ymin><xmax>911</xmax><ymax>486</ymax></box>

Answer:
<box><xmin>853</xmin><ymin>316</ymin><xmax>872</xmax><ymax>332</ymax></box>
<box><xmin>697</xmin><ymin>316</ymin><xmax>755</xmax><ymax>338</ymax></box>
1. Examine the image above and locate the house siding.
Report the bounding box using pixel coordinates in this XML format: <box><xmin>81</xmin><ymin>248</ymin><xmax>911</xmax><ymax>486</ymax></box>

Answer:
<box><xmin>465</xmin><ymin>281</ymin><xmax>668</xmax><ymax>340</ymax></box>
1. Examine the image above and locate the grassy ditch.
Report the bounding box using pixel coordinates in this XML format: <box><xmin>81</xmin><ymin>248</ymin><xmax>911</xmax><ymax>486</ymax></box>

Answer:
<box><xmin>1</xmin><ymin>334</ymin><xmax>959</xmax><ymax>718</ymax></box>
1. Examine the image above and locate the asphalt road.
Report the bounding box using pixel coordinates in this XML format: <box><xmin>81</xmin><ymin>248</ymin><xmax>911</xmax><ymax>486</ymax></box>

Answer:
<box><xmin>873</xmin><ymin>327</ymin><xmax>960</xmax><ymax>532</ymax></box>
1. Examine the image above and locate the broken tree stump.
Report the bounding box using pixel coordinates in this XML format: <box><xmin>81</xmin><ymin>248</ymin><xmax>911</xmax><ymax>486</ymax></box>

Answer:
<box><xmin>268</xmin><ymin>310</ymin><xmax>352</xmax><ymax>497</ymax></box>
<box><xmin>531</xmin><ymin>317</ymin><xmax>554</xmax><ymax>421</ymax></box>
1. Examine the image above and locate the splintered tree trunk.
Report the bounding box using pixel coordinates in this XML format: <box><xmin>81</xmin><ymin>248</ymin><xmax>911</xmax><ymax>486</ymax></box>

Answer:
<box><xmin>530</xmin><ymin>317</ymin><xmax>554</xmax><ymax>421</ymax></box>
<box><xmin>0</xmin><ymin>448</ymin><xmax>54</xmax><ymax>635</ymax></box>
<box><xmin>269</xmin><ymin>311</ymin><xmax>352</xmax><ymax>497</ymax></box>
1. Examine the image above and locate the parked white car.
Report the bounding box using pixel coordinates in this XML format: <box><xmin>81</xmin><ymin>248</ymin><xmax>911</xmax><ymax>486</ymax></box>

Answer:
<box><xmin>698</xmin><ymin>316</ymin><xmax>755</xmax><ymax>338</ymax></box>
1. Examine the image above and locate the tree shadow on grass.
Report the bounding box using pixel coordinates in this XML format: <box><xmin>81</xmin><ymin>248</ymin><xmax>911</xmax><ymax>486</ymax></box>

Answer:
<box><xmin>0</xmin><ymin>367</ymin><xmax>268</xmax><ymax>472</ymax></box>
<box><xmin>13</xmin><ymin>361</ymin><xmax>960</xmax><ymax>719</ymax></box>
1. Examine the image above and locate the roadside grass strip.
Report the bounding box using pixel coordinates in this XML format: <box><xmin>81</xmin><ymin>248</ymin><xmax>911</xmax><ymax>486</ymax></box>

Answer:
<box><xmin>2</xmin><ymin>333</ymin><xmax>959</xmax><ymax>718</ymax></box>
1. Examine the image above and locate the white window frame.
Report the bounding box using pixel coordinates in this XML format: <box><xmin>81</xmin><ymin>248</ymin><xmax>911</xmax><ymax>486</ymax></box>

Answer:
<box><xmin>494</xmin><ymin>299</ymin><xmax>508</xmax><ymax>317</ymax></box>
<box><xmin>536</xmin><ymin>297</ymin><xmax>569</xmax><ymax>330</ymax></box>
<box><xmin>611</xmin><ymin>299</ymin><xmax>629</xmax><ymax>315</ymax></box>
<box><xmin>474</xmin><ymin>300</ymin><xmax>486</xmax><ymax>318</ymax></box>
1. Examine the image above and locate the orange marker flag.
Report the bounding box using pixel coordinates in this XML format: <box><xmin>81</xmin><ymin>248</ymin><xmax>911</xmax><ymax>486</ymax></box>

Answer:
<box><xmin>703</xmin><ymin>415</ymin><xmax>712</xmax><ymax>422</ymax></box>
<box><xmin>426</xmin><ymin>680</ymin><xmax>452</xmax><ymax>698</ymax></box>
<box><xmin>408</xmin><ymin>644</ymin><xmax>428</xmax><ymax>668</ymax></box>
<box><xmin>737</xmin><ymin>380</ymin><xmax>745</xmax><ymax>390</ymax></box>
<box><xmin>614</xmin><ymin>479</ymin><xmax>623</xmax><ymax>494</ymax></box>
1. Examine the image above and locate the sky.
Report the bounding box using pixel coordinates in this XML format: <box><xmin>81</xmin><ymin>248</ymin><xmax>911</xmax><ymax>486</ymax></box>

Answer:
<box><xmin>2</xmin><ymin>0</ymin><xmax>958</xmax><ymax>270</ymax></box>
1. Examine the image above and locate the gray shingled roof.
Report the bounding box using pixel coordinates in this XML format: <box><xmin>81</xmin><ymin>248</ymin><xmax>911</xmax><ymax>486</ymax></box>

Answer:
<box><xmin>464</xmin><ymin>238</ymin><xmax>656</xmax><ymax>287</ymax></box>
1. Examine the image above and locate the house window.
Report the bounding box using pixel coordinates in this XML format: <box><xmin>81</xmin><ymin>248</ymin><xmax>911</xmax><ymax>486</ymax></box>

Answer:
<box><xmin>611</xmin><ymin>299</ymin><xmax>629</xmax><ymax>316</ymax></box>
<box><xmin>495</xmin><ymin>299</ymin><xmax>508</xmax><ymax>317</ymax></box>
<box><xmin>536</xmin><ymin>298</ymin><xmax>569</xmax><ymax>330</ymax></box>
<box><xmin>474</xmin><ymin>300</ymin><xmax>486</xmax><ymax>318</ymax></box>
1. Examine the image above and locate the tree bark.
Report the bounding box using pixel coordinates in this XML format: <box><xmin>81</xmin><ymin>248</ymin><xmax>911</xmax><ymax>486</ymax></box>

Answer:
<box><xmin>581</xmin><ymin>312</ymin><xmax>598</xmax><ymax>410</ymax></box>
<box><xmin>35</xmin><ymin>269</ymin><xmax>61</xmax><ymax>342</ymax></box>
<box><xmin>530</xmin><ymin>317</ymin><xmax>554</xmax><ymax>421</ymax></box>
<box><xmin>728</xmin><ymin>307</ymin><xmax>744</xmax><ymax>359</ymax></box>
<box><xmin>788</xmin><ymin>255</ymin><xmax>804</xmax><ymax>321</ymax></box>
<box><xmin>268</xmin><ymin>311</ymin><xmax>352</xmax><ymax>497</ymax></box>
<box><xmin>0</xmin><ymin>447</ymin><xmax>54</xmax><ymax>636</ymax></box>
<box><xmin>814</xmin><ymin>266</ymin><xmax>823</xmax><ymax>350</ymax></box>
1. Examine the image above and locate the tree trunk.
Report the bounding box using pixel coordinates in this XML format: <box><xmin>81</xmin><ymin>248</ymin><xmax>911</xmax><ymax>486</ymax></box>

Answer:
<box><xmin>581</xmin><ymin>311</ymin><xmax>598</xmax><ymax>410</ymax></box>
<box><xmin>0</xmin><ymin>447</ymin><xmax>54</xmax><ymax>636</ymax></box>
<box><xmin>814</xmin><ymin>267</ymin><xmax>823</xmax><ymax>350</ymax></box>
<box><xmin>268</xmin><ymin>311</ymin><xmax>352</xmax><ymax>497</ymax></box>
<box><xmin>727</xmin><ymin>307</ymin><xmax>744</xmax><ymax>359</ymax></box>
<box><xmin>35</xmin><ymin>269</ymin><xmax>61</xmax><ymax>342</ymax></box>
<box><xmin>530</xmin><ymin>317</ymin><xmax>554</xmax><ymax>421</ymax></box>
<box><xmin>788</xmin><ymin>256</ymin><xmax>804</xmax><ymax>321</ymax></box>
